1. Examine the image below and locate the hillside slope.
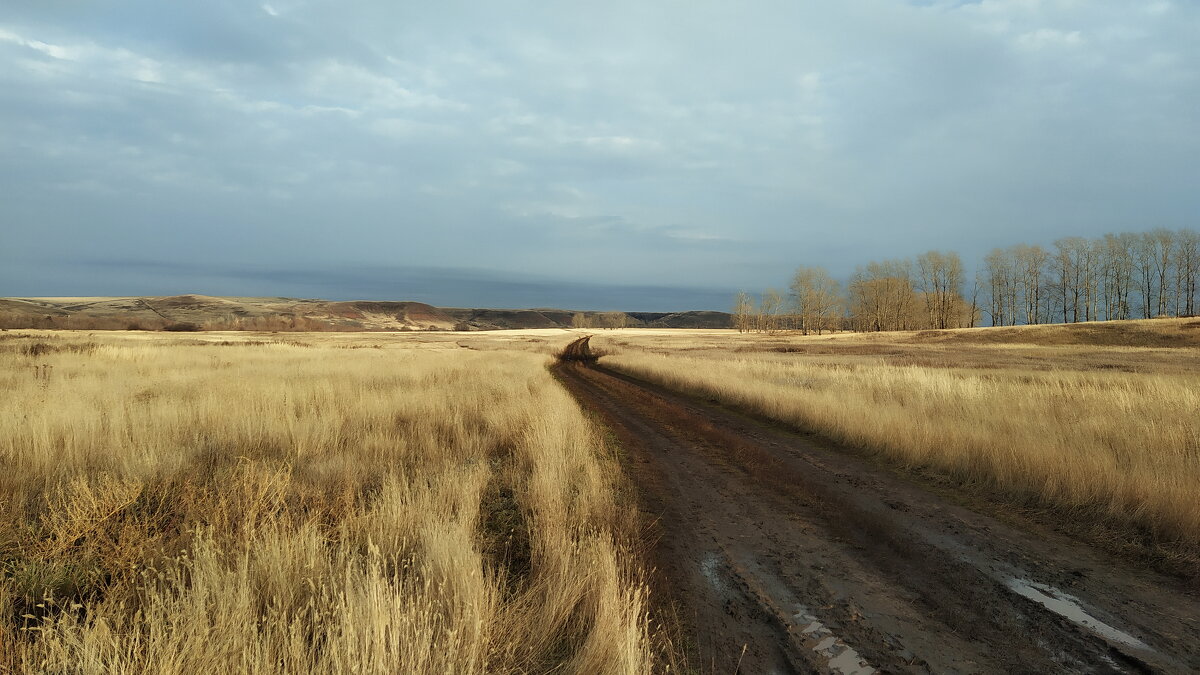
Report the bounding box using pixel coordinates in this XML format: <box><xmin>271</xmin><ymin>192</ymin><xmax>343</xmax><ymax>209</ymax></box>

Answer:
<box><xmin>0</xmin><ymin>295</ymin><xmax>734</xmax><ymax>331</ymax></box>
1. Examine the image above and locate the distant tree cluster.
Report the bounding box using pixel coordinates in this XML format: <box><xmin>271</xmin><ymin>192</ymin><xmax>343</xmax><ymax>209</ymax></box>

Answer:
<box><xmin>983</xmin><ymin>229</ymin><xmax>1199</xmax><ymax>325</ymax></box>
<box><xmin>734</xmin><ymin>228</ymin><xmax>1200</xmax><ymax>333</ymax></box>
<box><xmin>571</xmin><ymin>311</ymin><xmax>630</xmax><ymax>329</ymax></box>
<box><xmin>732</xmin><ymin>290</ymin><xmax>789</xmax><ymax>333</ymax></box>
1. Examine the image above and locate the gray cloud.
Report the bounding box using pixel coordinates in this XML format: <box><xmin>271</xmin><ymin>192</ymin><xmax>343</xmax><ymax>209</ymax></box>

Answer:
<box><xmin>2</xmin><ymin>1</ymin><xmax>1198</xmax><ymax>310</ymax></box>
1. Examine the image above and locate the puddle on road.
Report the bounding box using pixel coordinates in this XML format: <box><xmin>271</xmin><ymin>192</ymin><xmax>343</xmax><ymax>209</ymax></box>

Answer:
<box><xmin>699</xmin><ymin>552</ymin><xmax>729</xmax><ymax>594</ymax></box>
<box><xmin>939</xmin><ymin>538</ymin><xmax>1158</xmax><ymax>656</ymax></box>
<box><xmin>698</xmin><ymin>552</ymin><xmax>875</xmax><ymax>673</ymax></box>
<box><xmin>1005</xmin><ymin>578</ymin><xmax>1150</xmax><ymax>650</ymax></box>
<box><xmin>793</xmin><ymin>607</ymin><xmax>876</xmax><ymax>675</ymax></box>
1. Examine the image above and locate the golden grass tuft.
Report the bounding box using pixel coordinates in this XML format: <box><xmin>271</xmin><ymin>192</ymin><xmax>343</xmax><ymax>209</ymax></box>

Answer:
<box><xmin>0</xmin><ymin>330</ymin><xmax>656</xmax><ymax>673</ymax></box>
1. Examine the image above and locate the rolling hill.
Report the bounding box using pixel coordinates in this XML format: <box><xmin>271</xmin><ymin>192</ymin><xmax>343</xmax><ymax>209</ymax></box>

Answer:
<box><xmin>0</xmin><ymin>295</ymin><xmax>733</xmax><ymax>331</ymax></box>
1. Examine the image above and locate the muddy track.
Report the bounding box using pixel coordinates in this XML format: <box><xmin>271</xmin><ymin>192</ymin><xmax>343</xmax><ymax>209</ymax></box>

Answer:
<box><xmin>557</xmin><ymin>334</ymin><xmax>599</xmax><ymax>361</ymax></box>
<box><xmin>553</xmin><ymin>339</ymin><xmax>1200</xmax><ymax>674</ymax></box>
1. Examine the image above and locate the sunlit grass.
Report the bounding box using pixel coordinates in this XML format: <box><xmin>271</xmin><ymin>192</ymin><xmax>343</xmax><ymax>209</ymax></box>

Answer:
<box><xmin>599</xmin><ymin>330</ymin><xmax>1200</xmax><ymax>565</ymax></box>
<box><xmin>0</xmin><ymin>330</ymin><xmax>654</xmax><ymax>674</ymax></box>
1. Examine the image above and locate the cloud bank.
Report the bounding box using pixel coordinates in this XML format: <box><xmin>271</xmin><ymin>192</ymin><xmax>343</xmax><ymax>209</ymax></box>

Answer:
<box><xmin>2</xmin><ymin>1</ymin><xmax>1197</xmax><ymax>309</ymax></box>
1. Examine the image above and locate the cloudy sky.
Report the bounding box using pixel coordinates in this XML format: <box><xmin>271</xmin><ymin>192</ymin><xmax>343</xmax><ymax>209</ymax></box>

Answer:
<box><xmin>2</xmin><ymin>1</ymin><xmax>1197</xmax><ymax>310</ymax></box>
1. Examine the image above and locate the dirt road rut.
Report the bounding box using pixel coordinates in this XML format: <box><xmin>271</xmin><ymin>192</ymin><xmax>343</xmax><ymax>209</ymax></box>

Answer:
<box><xmin>554</xmin><ymin>344</ymin><xmax>1199</xmax><ymax>673</ymax></box>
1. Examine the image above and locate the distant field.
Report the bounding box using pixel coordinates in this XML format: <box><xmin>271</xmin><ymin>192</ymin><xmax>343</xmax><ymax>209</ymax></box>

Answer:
<box><xmin>595</xmin><ymin>320</ymin><xmax>1200</xmax><ymax>569</ymax></box>
<box><xmin>0</xmin><ymin>329</ymin><xmax>658</xmax><ymax>673</ymax></box>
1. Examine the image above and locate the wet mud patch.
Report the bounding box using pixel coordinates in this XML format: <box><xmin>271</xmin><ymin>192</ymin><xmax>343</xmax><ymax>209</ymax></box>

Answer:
<box><xmin>794</xmin><ymin>607</ymin><xmax>876</xmax><ymax>675</ymax></box>
<box><xmin>1005</xmin><ymin>578</ymin><xmax>1150</xmax><ymax>651</ymax></box>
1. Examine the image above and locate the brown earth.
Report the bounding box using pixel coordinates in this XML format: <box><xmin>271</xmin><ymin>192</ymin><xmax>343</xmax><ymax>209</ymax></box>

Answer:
<box><xmin>556</xmin><ymin>334</ymin><xmax>600</xmax><ymax>361</ymax></box>
<box><xmin>554</xmin><ymin>337</ymin><xmax>1200</xmax><ymax>674</ymax></box>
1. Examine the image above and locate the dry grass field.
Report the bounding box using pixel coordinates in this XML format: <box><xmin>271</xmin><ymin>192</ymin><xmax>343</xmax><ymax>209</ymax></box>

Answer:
<box><xmin>4</xmin><ymin>320</ymin><xmax>1196</xmax><ymax>672</ymax></box>
<box><xmin>0</xmin><ymin>329</ymin><xmax>658</xmax><ymax>674</ymax></box>
<box><xmin>595</xmin><ymin>320</ymin><xmax>1200</xmax><ymax>568</ymax></box>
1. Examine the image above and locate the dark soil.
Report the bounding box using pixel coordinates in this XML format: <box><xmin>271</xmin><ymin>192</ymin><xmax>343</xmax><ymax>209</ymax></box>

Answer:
<box><xmin>553</xmin><ymin>338</ymin><xmax>1200</xmax><ymax>673</ymax></box>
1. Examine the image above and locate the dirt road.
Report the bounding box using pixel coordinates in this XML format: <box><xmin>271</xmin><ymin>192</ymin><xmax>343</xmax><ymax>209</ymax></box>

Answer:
<box><xmin>557</xmin><ymin>334</ymin><xmax>599</xmax><ymax>361</ymax></box>
<box><xmin>553</xmin><ymin>338</ymin><xmax>1200</xmax><ymax>673</ymax></box>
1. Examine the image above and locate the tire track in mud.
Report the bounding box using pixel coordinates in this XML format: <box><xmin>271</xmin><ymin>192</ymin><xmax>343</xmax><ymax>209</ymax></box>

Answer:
<box><xmin>553</xmin><ymin>338</ymin><xmax>1200</xmax><ymax>674</ymax></box>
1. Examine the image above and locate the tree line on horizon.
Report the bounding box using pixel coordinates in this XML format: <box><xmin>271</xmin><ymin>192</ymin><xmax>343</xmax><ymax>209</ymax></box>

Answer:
<box><xmin>571</xmin><ymin>311</ymin><xmax>630</xmax><ymax>329</ymax></box>
<box><xmin>734</xmin><ymin>227</ymin><xmax>1200</xmax><ymax>334</ymax></box>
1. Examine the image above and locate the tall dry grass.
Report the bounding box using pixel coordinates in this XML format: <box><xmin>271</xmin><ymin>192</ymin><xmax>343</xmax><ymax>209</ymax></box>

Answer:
<box><xmin>600</xmin><ymin>339</ymin><xmax>1200</xmax><ymax>561</ymax></box>
<box><xmin>0</xmin><ymin>331</ymin><xmax>654</xmax><ymax>673</ymax></box>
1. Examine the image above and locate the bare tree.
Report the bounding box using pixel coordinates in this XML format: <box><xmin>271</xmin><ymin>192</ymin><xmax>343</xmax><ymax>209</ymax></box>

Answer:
<box><xmin>1098</xmin><ymin>235</ymin><xmax>1118</xmax><ymax>320</ymax></box>
<box><xmin>759</xmin><ymin>289</ymin><xmax>785</xmax><ymax>334</ymax></box>
<box><xmin>1013</xmin><ymin>244</ymin><xmax>1048</xmax><ymax>324</ymax></box>
<box><xmin>1080</xmin><ymin>238</ymin><xmax>1100</xmax><ymax>321</ymax></box>
<box><xmin>1149</xmin><ymin>228</ymin><xmax>1176</xmax><ymax>317</ymax></box>
<box><xmin>789</xmin><ymin>266</ymin><xmax>843</xmax><ymax>335</ymax></box>
<box><xmin>916</xmin><ymin>250</ymin><xmax>964</xmax><ymax>329</ymax></box>
<box><xmin>983</xmin><ymin>248</ymin><xmax>1015</xmax><ymax>326</ymax></box>
<box><xmin>571</xmin><ymin>312</ymin><xmax>591</xmax><ymax>329</ymax></box>
<box><xmin>849</xmin><ymin>260</ymin><xmax>918</xmax><ymax>331</ymax></box>
<box><xmin>732</xmin><ymin>292</ymin><xmax>755</xmax><ymax>333</ymax></box>
<box><xmin>1133</xmin><ymin>233</ymin><xmax>1157</xmax><ymax>318</ymax></box>
<box><xmin>1176</xmin><ymin>228</ymin><xmax>1199</xmax><ymax>316</ymax></box>
<box><xmin>598</xmin><ymin>312</ymin><xmax>629</xmax><ymax>329</ymax></box>
<box><xmin>1052</xmin><ymin>240</ymin><xmax>1071</xmax><ymax>322</ymax></box>
<box><xmin>1101</xmin><ymin>233</ymin><xmax>1135</xmax><ymax>320</ymax></box>
<box><xmin>1052</xmin><ymin>237</ymin><xmax>1089</xmax><ymax>322</ymax></box>
<box><xmin>968</xmin><ymin>272</ymin><xmax>983</xmax><ymax>328</ymax></box>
